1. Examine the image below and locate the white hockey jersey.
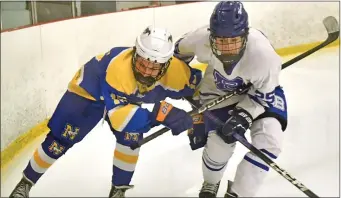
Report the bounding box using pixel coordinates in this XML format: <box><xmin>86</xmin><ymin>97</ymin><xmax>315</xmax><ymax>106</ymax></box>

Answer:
<box><xmin>176</xmin><ymin>25</ymin><xmax>282</xmax><ymax>120</ymax></box>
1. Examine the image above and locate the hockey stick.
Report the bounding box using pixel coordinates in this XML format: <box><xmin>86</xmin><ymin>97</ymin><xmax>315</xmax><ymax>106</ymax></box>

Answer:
<box><xmin>130</xmin><ymin>16</ymin><xmax>339</xmax><ymax>151</ymax></box>
<box><xmin>186</xmin><ymin>98</ymin><xmax>319</xmax><ymax>197</ymax></box>
<box><xmin>129</xmin><ymin>88</ymin><xmax>247</xmax><ymax>149</ymax></box>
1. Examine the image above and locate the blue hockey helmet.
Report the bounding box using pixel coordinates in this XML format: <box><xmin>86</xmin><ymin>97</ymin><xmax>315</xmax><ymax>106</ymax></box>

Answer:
<box><xmin>209</xmin><ymin>1</ymin><xmax>249</xmax><ymax>67</ymax></box>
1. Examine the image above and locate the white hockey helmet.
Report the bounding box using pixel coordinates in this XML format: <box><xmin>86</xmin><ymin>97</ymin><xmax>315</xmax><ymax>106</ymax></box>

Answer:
<box><xmin>133</xmin><ymin>26</ymin><xmax>175</xmax><ymax>86</ymax></box>
<box><xmin>135</xmin><ymin>26</ymin><xmax>174</xmax><ymax>63</ymax></box>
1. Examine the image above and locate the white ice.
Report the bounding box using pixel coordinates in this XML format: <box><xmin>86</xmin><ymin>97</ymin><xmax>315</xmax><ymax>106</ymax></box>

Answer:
<box><xmin>1</xmin><ymin>47</ymin><xmax>339</xmax><ymax>197</ymax></box>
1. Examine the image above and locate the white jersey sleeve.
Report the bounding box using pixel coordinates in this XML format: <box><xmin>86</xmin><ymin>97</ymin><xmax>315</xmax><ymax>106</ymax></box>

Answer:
<box><xmin>175</xmin><ymin>25</ymin><xmax>212</xmax><ymax>64</ymax></box>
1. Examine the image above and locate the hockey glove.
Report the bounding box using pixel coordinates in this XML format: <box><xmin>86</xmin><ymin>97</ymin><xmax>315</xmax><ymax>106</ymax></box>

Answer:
<box><xmin>235</xmin><ymin>83</ymin><xmax>252</xmax><ymax>95</ymax></box>
<box><xmin>188</xmin><ymin>113</ymin><xmax>207</xmax><ymax>150</ymax></box>
<box><xmin>152</xmin><ymin>101</ymin><xmax>193</xmax><ymax>135</ymax></box>
<box><xmin>217</xmin><ymin>107</ymin><xmax>253</xmax><ymax>144</ymax></box>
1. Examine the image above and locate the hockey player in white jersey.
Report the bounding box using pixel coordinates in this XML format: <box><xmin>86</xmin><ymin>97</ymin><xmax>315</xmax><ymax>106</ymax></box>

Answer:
<box><xmin>175</xmin><ymin>1</ymin><xmax>288</xmax><ymax>197</ymax></box>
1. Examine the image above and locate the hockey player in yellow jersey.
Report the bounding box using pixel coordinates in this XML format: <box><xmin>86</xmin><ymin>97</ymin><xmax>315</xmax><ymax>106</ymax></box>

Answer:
<box><xmin>9</xmin><ymin>26</ymin><xmax>203</xmax><ymax>198</ymax></box>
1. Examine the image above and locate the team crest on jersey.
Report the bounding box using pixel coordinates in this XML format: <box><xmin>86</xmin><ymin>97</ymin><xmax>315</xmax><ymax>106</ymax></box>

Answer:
<box><xmin>124</xmin><ymin>132</ymin><xmax>140</xmax><ymax>142</ymax></box>
<box><xmin>48</xmin><ymin>141</ymin><xmax>65</xmax><ymax>156</ymax></box>
<box><xmin>213</xmin><ymin>70</ymin><xmax>244</xmax><ymax>92</ymax></box>
<box><xmin>61</xmin><ymin>123</ymin><xmax>80</xmax><ymax>141</ymax></box>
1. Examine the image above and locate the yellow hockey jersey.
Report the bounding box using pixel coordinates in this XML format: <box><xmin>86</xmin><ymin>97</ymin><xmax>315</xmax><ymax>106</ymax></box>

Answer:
<box><xmin>68</xmin><ymin>47</ymin><xmax>203</xmax><ymax>133</ymax></box>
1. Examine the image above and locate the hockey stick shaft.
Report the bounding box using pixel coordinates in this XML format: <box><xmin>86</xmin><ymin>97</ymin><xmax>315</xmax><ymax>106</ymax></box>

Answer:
<box><xmin>130</xmin><ymin>16</ymin><xmax>339</xmax><ymax>151</ymax></box>
<box><xmin>282</xmin><ymin>16</ymin><xmax>339</xmax><ymax>69</ymax></box>
<box><xmin>234</xmin><ymin>134</ymin><xmax>319</xmax><ymax>197</ymax></box>
<box><xmin>186</xmin><ymin>98</ymin><xmax>319</xmax><ymax>197</ymax></box>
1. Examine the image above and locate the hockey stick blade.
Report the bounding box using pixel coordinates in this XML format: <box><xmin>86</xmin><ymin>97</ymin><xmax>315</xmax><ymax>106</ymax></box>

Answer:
<box><xmin>324</xmin><ymin>16</ymin><xmax>340</xmax><ymax>45</ymax></box>
<box><xmin>282</xmin><ymin>16</ymin><xmax>339</xmax><ymax>69</ymax></box>
<box><xmin>324</xmin><ymin>16</ymin><xmax>339</xmax><ymax>36</ymax></box>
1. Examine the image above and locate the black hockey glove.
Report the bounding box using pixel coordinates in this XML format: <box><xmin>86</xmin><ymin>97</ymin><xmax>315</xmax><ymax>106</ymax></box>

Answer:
<box><xmin>217</xmin><ymin>107</ymin><xmax>253</xmax><ymax>144</ymax></box>
<box><xmin>235</xmin><ymin>83</ymin><xmax>252</xmax><ymax>95</ymax></box>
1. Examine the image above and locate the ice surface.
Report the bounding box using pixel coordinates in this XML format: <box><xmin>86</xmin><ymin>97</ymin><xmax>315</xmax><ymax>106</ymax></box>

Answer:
<box><xmin>1</xmin><ymin>47</ymin><xmax>339</xmax><ymax>197</ymax></box>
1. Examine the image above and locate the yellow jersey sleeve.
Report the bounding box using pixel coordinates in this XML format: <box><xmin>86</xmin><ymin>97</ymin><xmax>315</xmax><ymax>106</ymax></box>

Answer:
<box><xmin>106</xmin><ymin>96</ymin><xmax>154</xmax><ymax>133</ymax></box>
<box><xmin>157</xmin><ymin>57</ymin><xmax>204</xmax><ymax>99</ymax></box>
